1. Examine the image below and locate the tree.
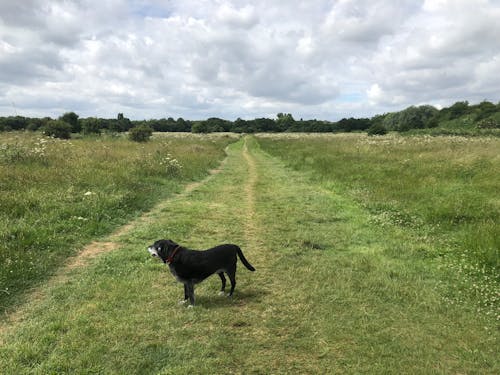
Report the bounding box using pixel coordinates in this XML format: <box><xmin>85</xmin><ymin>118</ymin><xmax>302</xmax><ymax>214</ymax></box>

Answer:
<box><xmin>206</xmin><ymin>117</ymin><xmax>230</xmax><ymax>132</ymax></box>
<box><xmin>0</xmin><ymin>116</ymin><xmax>30</xmax><ymax>131</ymax></box>
<box><xmin>276</xmin><ymin>113</ymin><xmax>295</xmax><ymax>131</ymax></box>
<box><xmin>475</xmin><ymin>100</ymin><xmax>497</xmax><ymax>121</ymax></box>
<box><xmin>191</xmin><ymin>121</ymin><xmax>209</xmax><ymax>133</ymax></box>
<box><xmin>119</xmin><ymin>113</ymin><xmax>132</xmax><ymax>131</ymax></box>
<box><xmin>233</xmin><ymin>118</ymin><xmax>247</xmax><ymax>133</ymax></box>
<box><xmin>253</xmin><ymin>118</ymin><xmax>276</xmax><ymax>132</ymax></box>
<box><xmin>25</xmin><ymin>118</ymin><xmax>45</xmax><ymax>131</ymax></box>
<box><xmin>336</xmin><ymin>118</ymin><xmax>372</xmax><ymax>132</ymax></box>
<box><xmin>59</xmin><ymin>112</ymin><xmax>80</xmax><ymax>132</ymax></box>
<box><xmin>176</xmin><ymin>118</ymin><xmax>190</xmax><ymax>132</ymax></box>
<box><xmin>397</xmin><ymin>105</ymin><xmax>439</xmax><ymax>131</ymax></box>
<box><xmin>380</xmin><ymin>106</ymin><xmax>438</xmax><ymax>132</ymax></box>
<box><xmin>110</xmin><ymin>113</ymin><xmax>132</xmax><ymax>132</ymax></box>
<box><xmin>129</xmin><ymin>124</ymin><xmax>153</xmax><ymax>142</ymax></box>
<box><xmin>81</xmin><ymin>117</ymin><xmax>101</xmax><ymax>135</ymax></box>
<box><xmin>448</xmin><ymin>101</ymin><xmax>469</xmax><ymax>119</ymax></box>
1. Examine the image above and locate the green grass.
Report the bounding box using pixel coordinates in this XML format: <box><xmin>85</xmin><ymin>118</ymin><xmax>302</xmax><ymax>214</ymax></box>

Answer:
<box><xmin>0</xmin><ymin>132</ymin><xmax>236</xmax><ymax>312</ymax></box>
<box><xmin>257</xmin><ymin>133</ymin><xmax>499</xmax><ymax>269</ymax></box>
<box><xmin>0</xmin><ymin>135</ymin><xmax>498</xmax><ymax>374</ymax></box>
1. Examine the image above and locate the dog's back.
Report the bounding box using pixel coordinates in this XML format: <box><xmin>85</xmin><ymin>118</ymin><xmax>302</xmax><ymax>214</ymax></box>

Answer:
<box><xmin>177</xmin><ymin>244</ymin><xmax>254</xmax><ymax>276</ymax></box>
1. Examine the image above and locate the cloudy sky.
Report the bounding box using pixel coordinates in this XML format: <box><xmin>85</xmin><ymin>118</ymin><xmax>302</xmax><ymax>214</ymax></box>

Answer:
<box><xmin>1</xmin><ymin>0</ymin><xmax>499</xmax><ymax>121</ymax></box>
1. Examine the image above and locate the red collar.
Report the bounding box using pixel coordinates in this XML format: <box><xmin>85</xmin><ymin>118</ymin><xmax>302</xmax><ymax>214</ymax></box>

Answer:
<box><xmin>166</xmin><ymin>245</ymin><xmax>181</xmax><ymax>264</ymax></box>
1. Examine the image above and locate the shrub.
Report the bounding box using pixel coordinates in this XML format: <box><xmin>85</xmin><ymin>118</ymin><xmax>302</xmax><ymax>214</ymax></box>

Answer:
<box><xmin>43</xmin><ymin>120</ymin><xmax>72</xmax><ymax>139</ymax></box>
<box><xmin>129</xmin><ymin>125</ymin><xmax>153</xmax><ymax>142</ymax></box>
<box><xmin>477</xmin><ymin>118</ymin><xmax>500</xmax><ymax>129</ymax></box>
<box><xmin>81</xmin><ymin>117</ymin><xmax>102</xmax><ymax>135</ymax></box>
<box><xmin>367</xmin><ymin>123</ymin><xmax>388</xmax><ymax>136</ymax></box>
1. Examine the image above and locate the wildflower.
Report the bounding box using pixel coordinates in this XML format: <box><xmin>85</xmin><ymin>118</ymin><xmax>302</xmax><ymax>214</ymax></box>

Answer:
<box><xmin>159</xmin><ymin>153</ymin><xmax>183</xmax><ymax>176</ymax></box>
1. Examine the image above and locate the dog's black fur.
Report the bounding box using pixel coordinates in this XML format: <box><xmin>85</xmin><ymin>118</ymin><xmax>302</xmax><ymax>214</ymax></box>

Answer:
<box><xmin>148</xmin><ymin>239</ymin><xmax>255</xmax><ymax>306</ymax></box>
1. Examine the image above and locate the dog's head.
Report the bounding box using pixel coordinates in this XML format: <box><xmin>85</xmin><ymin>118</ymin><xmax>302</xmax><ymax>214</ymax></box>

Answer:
<box><xmin>147</xmin><ymin>239</ymin><xmax>178</xmax><ymax>264</ymax></box>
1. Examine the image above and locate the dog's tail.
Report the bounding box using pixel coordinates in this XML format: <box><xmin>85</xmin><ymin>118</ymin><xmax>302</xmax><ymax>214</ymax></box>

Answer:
<box><xmin>237</xmin><ymin>247</ymin><xmax>256</xmax><ymax>271</ymax></box>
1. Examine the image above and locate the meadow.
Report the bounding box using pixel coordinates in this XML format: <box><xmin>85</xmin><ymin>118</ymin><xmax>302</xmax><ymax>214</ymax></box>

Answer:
<box><xmin>257</xmin><ymin>133</ymin><xmax>499</xmax><ymax>317</ymax></box>
<box><xmin>0</xmin><ymin>133</ymin><xmax>498</xmax><ymax>373</ymax></box>
<box><xmin>0</xmin><ymin>132</ymin><xmax>236</xmax><ymax>312</ymax></box>
<box><xmin>258</xmin><ymin>134</ymin><xmax>499</xmax><ymax>262</ymax></box>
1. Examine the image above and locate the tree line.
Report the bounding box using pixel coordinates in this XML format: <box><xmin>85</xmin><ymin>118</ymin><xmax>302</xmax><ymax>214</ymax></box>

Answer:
<box><xmin>371</xmin><ymin>100</ymin><xmax>500</xmax><ymax>133</ymax></box>
<box><xmin>1</xmin><ymin>100</ymin><xmax>499</xmax><ymax>138</ymax></box>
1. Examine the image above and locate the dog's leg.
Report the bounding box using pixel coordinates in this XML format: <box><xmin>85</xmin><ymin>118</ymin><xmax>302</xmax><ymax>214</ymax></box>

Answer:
<box><xmin>227</xmin><ymin>270</ymin><xmax>236</xmax><ymax>297</ymax></box>
<box><xmin>218</xmin><ymin>272</ymin><xmax>226</xmax><ymax>295</ymax></box>
<box><xmin>179</xmin><ymin>283</ymin><xmax>189</xmax><ymax>304</ymax></box>
<box><xmin>186</xmin><ymin>282</ymin><xmax>195</xmax><ymax>306</ymax></box>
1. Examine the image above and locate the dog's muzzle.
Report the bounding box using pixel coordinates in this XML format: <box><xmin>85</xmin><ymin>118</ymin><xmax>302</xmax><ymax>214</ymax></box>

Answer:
<box><xmin>148</xmin><ymin>247</ymin><xmax>159</xmax><ymax>257</ymax></box>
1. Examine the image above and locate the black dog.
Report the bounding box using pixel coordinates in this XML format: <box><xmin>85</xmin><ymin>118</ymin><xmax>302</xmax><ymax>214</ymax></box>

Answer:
<box><xmin>148</xmin><ymin>239</ymin><xmax>255</xmax><ymax>306</ymax></box>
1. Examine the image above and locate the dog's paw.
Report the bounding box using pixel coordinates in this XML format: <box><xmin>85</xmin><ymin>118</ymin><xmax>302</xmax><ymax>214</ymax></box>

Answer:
<box><xmin>218</xmin><ymin>291</ymin><xmax>226</xmax><ymax>296</ymax></box>
<box><xmin>179</xmin><ymin>299</ymin><xmax>188</xmax><ymax>305</ymax></box>
<box><xmin>187</xmin><ymin>304</ymin><xmax>194</xmax><ymax>309</ymax></box>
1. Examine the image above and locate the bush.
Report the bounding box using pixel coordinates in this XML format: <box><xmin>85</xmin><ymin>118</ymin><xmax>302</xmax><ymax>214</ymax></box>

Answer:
<box><xmin>129</xmin><ymin>125</ymin><xmax>153</xmax><ymax>142</ymax></box>
<box><xmin>477</xmin><ymin>118</ymin><xmax>500</xmax><ymax>129</ymax></box>
<box><xmin>43</xmin><ymin>120</ymin><xmax>72</xmax><ymax>139</ymax></box>
<box><xmin>367</xmin><ymin>123</ymin><xmax>388</xmax><ymax>136</ymax></box>
<box><xmin>81</xmin><ymin>117</ymin><xmax>102</xmax><ymax>135</ymax></box>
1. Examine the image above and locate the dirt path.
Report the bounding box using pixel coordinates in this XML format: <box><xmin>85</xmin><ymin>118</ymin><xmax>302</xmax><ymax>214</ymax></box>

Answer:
<box><xmin>242</xmin><ymin>138</ymin><xmax>259</xmax><ymax>247</ymax></box>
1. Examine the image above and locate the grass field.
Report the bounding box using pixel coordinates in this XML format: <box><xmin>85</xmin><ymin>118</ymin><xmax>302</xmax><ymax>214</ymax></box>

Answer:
<box><xmin>0</xmin><ymin>134</ymin><xmax>498</xmax><ymax>373</ymax></box>
<box><xmin>0</xmin><ymin>132</ymin><xmax>236</xmax><ymax>312</ymax></box>
<box><xmin>258</xmin><ymin>133</ymin><xmax>499</xmax><ymax>318</ymax></box>
<box><xmin>258</xmin><ymin>134</ymin><xmax>499</xmax><ymax>267</ymax></box>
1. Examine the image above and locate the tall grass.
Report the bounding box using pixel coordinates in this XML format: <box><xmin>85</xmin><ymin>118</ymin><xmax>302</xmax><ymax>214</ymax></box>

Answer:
<box><xmin>257</xmin><ymin>134</ymin><xmax>499</xmax><ymax>267</ymax></box>
<box><xmin>257</xmin><ymin>133</ymin><xmax>499</xmax><ymax>315</ymax></box>
<box><xmin>0</xmin><ymin>132</ymin><xmax>236</xmax><ymax>312</ymax></box>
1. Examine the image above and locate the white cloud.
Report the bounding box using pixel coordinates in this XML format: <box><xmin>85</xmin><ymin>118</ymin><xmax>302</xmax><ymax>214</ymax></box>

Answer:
<box><xmin>0</xmin><ymin>0</ymin><xmax>499</xmax><ymax>120</ymax></box>
<box><xmin>367</xmin><ymin>84</ymin><xmax>383</xmax><ymax>104</ymax></box>
<box><xmin>216</xmin><ymin>3</ymin><xmax>258</xmax><ymax>29</ymax></box>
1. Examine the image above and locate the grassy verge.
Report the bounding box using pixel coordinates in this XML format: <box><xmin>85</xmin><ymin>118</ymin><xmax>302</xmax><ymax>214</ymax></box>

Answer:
<box><xmin>0</xmin><ymin>136</ymin><xmax>497</xmax><ymax>373</ymax></box>
<box><xmin>0</xmin><ymin>132</ymin><xmax>236</xmax><ymax>312</ymax></box>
